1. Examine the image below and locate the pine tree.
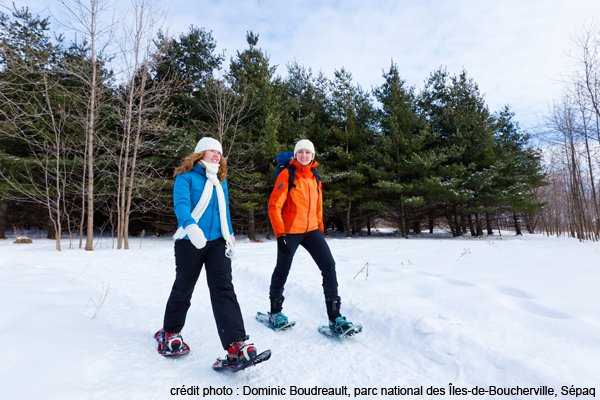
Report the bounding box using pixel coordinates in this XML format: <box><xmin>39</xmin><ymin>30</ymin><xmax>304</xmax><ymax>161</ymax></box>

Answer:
<box><xmin>373</xmin><ymin>62</ymin><xmax>429</xmax><ymax>237</ymax></box>
<box><xmin>0</xmin><ymin>7</ymin><xmax>76</xmax><ymax>248</ymax></box>
<box><xmin>322</xmin><ymin>67</ymin><xmax>376</xmax><ymax>236</ymax></box>
<box><xmin>417</xmin><ymin>67</ymin><xmax>496</xmax><ymax>235</ymax></box>
<box><xmin>227</xmin><ymin>32</ymin><xmax>280</xmax><ymax>240</ymax></box>
<box><xmin>491</xmin><ymin>106</ymin><xmax>546</xmax><ymax>234</ymax></box>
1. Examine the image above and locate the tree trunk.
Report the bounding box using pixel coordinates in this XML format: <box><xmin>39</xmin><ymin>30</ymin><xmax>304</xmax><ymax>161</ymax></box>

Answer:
<box><xmin>497</xmin><ymin>213</ymin><xmax>502</xmax><ymax>236</ymax></box>
<box><xmin>366</xmin><ymin>215</ymin><xmax>371</xmax><ymax>236</ymax></box>
<box><xmin>525</xmin><ymin>214</ymin><xmax>534</xmax><ymax>234</ymax></box>
<box><xmin>412</xmin><ymin>218</ymin><xmax>421</xmax><ymax>234</ymax></box>
<box><xmin>428</xmin><ymin>210</ymin><xmax>434</xmax><ymax>233</ymax></box>
<box><xmin>79</xmin><ymin>144</ymin><xmax>87</xmax><ymax>249</ymax></box>
<box><xmin>468</xmin><ymin>214</ymin><xmax>476</xmax><ymax>236</ymax></box>
<box><xmin>454</xmin><ymin>205</ymin><xmax>462</xmax><ymax>236</ymax></box>
<box><xmin>400</xmin><ymin>195</ymin><xmax>408</xmax><ymax>238</ymax></box>
<box><xmin>475</xmin><ymin>212</ymin><xmax>483</xmax><ymax>236</ymax></box>
<box><xmin>583</xmin><ymin>114</ymin><xmax>600</xmax><ymax>239</ymax></box>
<box><xmin>47</xmin><ymin>221</ymin><xmax>56</xmax><ymax>240</ymax></box>
<box><xmin>513</xmin><ymin>212</ymin><xmax>522</xmax><ymax>235</ymax></box>
<box><xmin>485</xmin><ymin>210</ymin><xmax>493</xmax><ymax>235</ymax></box>
<box><xmin>85</xmin><ymin>11</ymin><xmax>98</xmax><ymax>252</ymax></box>
<box><xmin>458</xmin><ymin>213</ymin><xmax>467</xmax><ymax>236</ymax></box>
<box><xmin>0</xmin><ymin>201</ymin><xmax>7</xmax><ymax>239</ymax></box>
<box><xmin>449</xmin><ymin>205</ymin><xmax>458</xmax><ymax>237</ymax></box>
<box><xmin>346</xmin><ymin>199</ymin><xmax>352</xmax><ymax>238</ymax></box>
<box><xmin>248</xmin><ymin>208</ymin><xmax>256</xmax><ymax>241</ymax></box>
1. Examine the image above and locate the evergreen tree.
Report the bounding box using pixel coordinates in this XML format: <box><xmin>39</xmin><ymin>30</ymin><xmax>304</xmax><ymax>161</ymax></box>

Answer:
<box><xmin>146</xmin><ymin>27</ymin><xmax>226</xmax><ymax>235</ymax></box>
<box><xmin>490</xmin><ymin>106</ymin><xmax>546</xmax><ymax>234</ymax></box>
<box><xmin>418</xmin><ymin>67</ymin><xmax>496</xmax><ymax>235</ymax></box>
<box><xmin>373</xmin><ymin>62</ymin><xmax>429</xmax><ymax>237</ymax></box>
<box><xmin>0</xmin><ymin>7</ymin><xmax>76</xmax><ymax>247</ymax></box>
<box><xmin>323</xmin><ymin>67</ymin><xmax>376</xmax><ymax>236</ymax></box>
<box><xmin>227</xmin><ymin>32</ymin><xmax>280</xmax><ymax>240</ymax></box>
<box><xmin>153</xmin><ymin>26</ymin><xmax>224</xmax><ymax>155</ymax></box>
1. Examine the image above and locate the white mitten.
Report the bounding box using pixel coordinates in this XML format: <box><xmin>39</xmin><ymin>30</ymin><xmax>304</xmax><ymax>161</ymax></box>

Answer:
<box><xmin>185</xmin><ymin>224</ymin><xmax>207</xmax><ymax>249</ymax></box>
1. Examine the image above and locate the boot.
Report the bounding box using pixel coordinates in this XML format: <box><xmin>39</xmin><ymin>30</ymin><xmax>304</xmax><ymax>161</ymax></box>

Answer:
<box><xmin>326</xmin><ymin>296</ymin><xmax>354</xmax><ymax>335</ymax></box>
<box><xmin>268</xmin><ymin>295</ymin><xmax>288</xmax><ymax>329</ymax></box>
<box><xmin>213</xmin><ymin>335</ymin><xmax>271</xmax><ymax>371</ymax></box>
<box><xmin>226</xmin><ymin>336</ymin><xmax>257</xmax><ymax>363</ymax></box>
<box><xmin>155</xmin><ymin>329</ymin><xmax>190</xmax><ymax>356</ymax></box>
<box><xmin>325</xmin><ymin>296</ymin><xmax>341</xmax><ymax>321</ymax></box>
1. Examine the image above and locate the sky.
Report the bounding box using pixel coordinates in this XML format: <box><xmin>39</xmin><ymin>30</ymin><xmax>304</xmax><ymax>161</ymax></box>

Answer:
<box><xmin>4</xmin><ymin>0</ymin><xmax>600</xmax><ymax>131</ymax></box>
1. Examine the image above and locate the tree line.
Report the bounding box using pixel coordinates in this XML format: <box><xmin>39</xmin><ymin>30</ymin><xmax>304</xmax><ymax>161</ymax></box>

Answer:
<box><xmin>0</xmin><ymin>2</ymin><xmax>546</xmax><ymax>250</ymax></box>
<box><xmin>536</xmin><ymin>22</ymin><xmax>600</xmax><ymax>242</ymax></box>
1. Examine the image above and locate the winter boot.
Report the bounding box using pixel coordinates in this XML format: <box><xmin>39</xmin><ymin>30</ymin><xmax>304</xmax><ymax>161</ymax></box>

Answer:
<box><xmin>155</xmin><ymin>329</ymin><xmax>190</xmax><ymax>356</ymax></box>
<box><xmin>213</xmin><ymin>335</ymin><xmax>271</xmax><ymax>371</ymax></box>
<box><xmin>226</xmin><ymin>336</ymin><xmax>257</xmax><ymax>364</ymax></box>
<box><xmin>268</xmin><ymin>295</ymin><xmax>289</xmax><ymax>329</ymax></box>
<box><xmin>326</xmin><ymin>296</ymin><xmax>355</xmax><ymax>335</ymax></box>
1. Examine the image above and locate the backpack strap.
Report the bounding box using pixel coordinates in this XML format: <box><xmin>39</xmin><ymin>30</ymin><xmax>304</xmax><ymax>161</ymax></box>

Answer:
<box><xmin>286</xmin><ymin>165</ymin><xmax>296</xmax><ymax>195</ymax></box>
<box><xmin>311</xmin><ymin>169</ymin><xmax>321</xmax><ymax>194</ymax></box>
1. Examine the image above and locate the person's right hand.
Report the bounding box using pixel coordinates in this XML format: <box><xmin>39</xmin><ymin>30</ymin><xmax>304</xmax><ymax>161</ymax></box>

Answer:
<box><xmin>185</xmin><ymin>224</ymin><xmax>207</xmax><ymax>249</ymax></box>
<box><xmin>277</xmin><ymin>235</ymin><xmax>291</xmax><ymax>255</ymax></box>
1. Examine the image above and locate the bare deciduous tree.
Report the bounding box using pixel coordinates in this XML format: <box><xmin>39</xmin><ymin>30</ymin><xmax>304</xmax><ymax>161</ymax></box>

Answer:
<box><xmin>56</xmin><ymin>0</ymin><xmax>116</xmax><ymax>250</ymax></box>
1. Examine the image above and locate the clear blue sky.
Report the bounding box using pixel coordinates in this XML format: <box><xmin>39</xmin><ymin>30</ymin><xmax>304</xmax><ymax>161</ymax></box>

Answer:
<box><xmin>4</xmin><ymin>0</ymin><xmax>600</xmax><ymax>130</ymax></box>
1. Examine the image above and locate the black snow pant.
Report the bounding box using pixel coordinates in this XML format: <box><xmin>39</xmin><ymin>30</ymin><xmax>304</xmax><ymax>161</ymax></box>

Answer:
<box><xmin>269</xmin><ymin>229</ymin><xmax>338</xmax><ymax>301</ymax></box>
<box><xmin>163</xmin><ymin>238</ymin><xmax>246</xmax><ymax>350</ymax></box>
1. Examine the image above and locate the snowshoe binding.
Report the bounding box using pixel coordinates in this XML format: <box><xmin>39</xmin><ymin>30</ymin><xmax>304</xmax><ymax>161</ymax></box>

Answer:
<box><xmin>155</xmin><ymin>329</ymin><xmax>190</xmax><ymax>357</ymax></box>
<box><xmin>257</xmin><ymin>295</ymin><xmax>295</xmax><ymax>331</ymax></box>
<box><xmin>319</xmin><ymin>316</ymin><xmax>363</xmax><ymax>338</ymax></box>
<box><xmin>320</xmin><ymin>296</ymin><xmax>362</xmax><ymax>338</ymax></box>
<box><xmin>213</xmin><ymin>337</ymin><xmax>271</xmax><ymax>372</ymax></box>
<box><xmin>256</xmin><ymin>311</ymin><xmax>296</xmax><ymax>331</ymax></box>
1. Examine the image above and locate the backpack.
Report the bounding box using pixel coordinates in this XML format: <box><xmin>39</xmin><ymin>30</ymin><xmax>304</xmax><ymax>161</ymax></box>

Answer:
<box><xmin>263</xmin><ymin>152</ymin><xmax>322</xmax><ymax>215</ymax></box>
<box><xmin>274</xmin><ymin>151</ymin><xmax>321</xmax><ymax>195</ymax></box>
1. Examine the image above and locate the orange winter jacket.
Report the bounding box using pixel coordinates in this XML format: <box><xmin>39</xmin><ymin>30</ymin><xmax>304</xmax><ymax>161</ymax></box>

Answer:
<box><xmin>268</xmin><ymin>159</ymin><xmax>324</xmax><ymax>238</ymax></box>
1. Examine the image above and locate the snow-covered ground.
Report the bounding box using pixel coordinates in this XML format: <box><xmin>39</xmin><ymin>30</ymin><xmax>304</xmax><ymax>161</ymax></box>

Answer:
<box><xmin>0</xmin><ymin>231</ymin><xmax>599</xmax><ymax>399</ymax></box>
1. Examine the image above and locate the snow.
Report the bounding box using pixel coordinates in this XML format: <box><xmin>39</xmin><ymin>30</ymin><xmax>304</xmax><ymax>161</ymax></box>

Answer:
<box><xmin>1</xmin><ymin>232</ymin><xmax>599</xmax><ymax>399</ymax></box>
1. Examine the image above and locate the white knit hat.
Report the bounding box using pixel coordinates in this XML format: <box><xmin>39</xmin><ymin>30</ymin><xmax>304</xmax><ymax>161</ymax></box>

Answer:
<box><xmin>294</xmin><ymin>139</ymin><xmax>315</xmax><ymax>156</ymax></box>
<box><xmin>194</xmin><ymin>137</ymin><xmax>223</xmax><ymax>154</ymax></box>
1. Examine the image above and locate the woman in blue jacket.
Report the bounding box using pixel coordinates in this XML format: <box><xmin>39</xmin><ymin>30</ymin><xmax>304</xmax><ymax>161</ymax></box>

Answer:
<box><xmin>156</xmin><ymin>137</ymin><xmax>268</xmax><ymax>370</ymax></box>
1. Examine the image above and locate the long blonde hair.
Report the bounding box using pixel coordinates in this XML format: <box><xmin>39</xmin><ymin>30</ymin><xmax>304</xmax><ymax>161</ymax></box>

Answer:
<box><xmin>173</xmin><ymin>151</ymin><xmax>227</xmax><ymax>182</ymax></box>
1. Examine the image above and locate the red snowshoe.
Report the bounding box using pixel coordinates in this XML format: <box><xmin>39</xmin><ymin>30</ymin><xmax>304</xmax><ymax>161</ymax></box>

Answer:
<box><xmin>155</xmin><ymin>329</ymin><xmax>190</xmax><ymax>357</ymax></box>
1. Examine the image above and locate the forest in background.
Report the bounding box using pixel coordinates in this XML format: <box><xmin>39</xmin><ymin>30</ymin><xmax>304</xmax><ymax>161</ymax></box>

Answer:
<box><xmin>1</xmin><ymin>1</ymin><xmax>596</xmax><ymax>251</ymax></box>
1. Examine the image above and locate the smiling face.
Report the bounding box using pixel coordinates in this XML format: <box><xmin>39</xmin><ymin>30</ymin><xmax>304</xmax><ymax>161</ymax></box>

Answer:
<box><xmin>202</xmin><ymin>149</ymin><xmax>222</xmax><ymax>164</ymax></box>
<box><xmin>295</xmin><ymin>148</ymin><xmax>314</xmax><ymax>166</ymax></box>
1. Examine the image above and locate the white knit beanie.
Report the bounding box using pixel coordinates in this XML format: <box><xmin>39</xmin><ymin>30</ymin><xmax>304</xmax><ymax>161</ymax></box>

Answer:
<box><xmin>194</xmin><ymin>137</ymin><xmax>223</xmax><ymax>154</ymax></box>
<box><xmin>294</xmin><ymin>139</ymin><xmax>315</xmax><ymax>156</ymax></box>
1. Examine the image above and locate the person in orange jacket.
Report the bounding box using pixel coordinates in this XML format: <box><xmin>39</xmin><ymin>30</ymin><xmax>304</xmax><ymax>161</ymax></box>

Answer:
<box><xmin>267</xmin><ymin>139</ymin><xmax>356</xmax><ymax>334</ymax></box>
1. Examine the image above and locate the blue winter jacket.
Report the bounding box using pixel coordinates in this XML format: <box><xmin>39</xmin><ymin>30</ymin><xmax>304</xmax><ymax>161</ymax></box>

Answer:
<box><xmin>174</xmin><ymin>164</ymin><xmax>234</xmax><ymax>241</ymax></box>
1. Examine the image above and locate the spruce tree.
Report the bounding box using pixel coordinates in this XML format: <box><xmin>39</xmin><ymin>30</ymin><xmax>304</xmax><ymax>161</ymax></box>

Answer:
<box><xmin>227</xmin><ymin>32</ymin><xmax>280</xmax><ymax>240</ymax></box>
<box><xmin>417</xmin><ymin>67</ymin><xmax>496</xmax><ymax>235</ymax></box>
<box><xmin>373</xmin><ymin>62</ymin><xmax>429</xmax><ymax>237</ymax></box>
<box><xmin>322</xmin><ymin>68</ymin><xmax>376</xmax><ymax>236</ymax></box>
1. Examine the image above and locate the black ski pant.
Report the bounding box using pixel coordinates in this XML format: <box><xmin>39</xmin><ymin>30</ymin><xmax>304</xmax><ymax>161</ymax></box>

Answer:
<box><xmin>269</xmin><ymin>229</ymin><xmax>338</xmax><ymax>301</ymax></box>
<box><xmin>163</xmin><ymin>238</ymin><xmax>246</xmax><ymax>350</ymax></box>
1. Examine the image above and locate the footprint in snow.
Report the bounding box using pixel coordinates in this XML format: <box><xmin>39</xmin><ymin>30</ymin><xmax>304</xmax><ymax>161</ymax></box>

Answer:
<box><xmin>495</xmin><ymin>286</ymin><xmax>535</xmax><ymax>299</ymax></box>
<box><xmin>498</xmin><ymin>297</ymin><xmax>570</xmax><ymax>320</ymax></box>
<box><xmin>517</xmin><ymin>301</ymin><xmax>570</xmax><ymax>320</ymax></box>
<box><xmin>441</xmin><ymin>278</ymin><xmax>474</xmax><ymax>287</ymax></box>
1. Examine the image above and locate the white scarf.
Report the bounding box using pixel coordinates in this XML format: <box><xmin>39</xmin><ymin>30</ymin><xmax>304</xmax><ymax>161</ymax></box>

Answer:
<box><xmin>173</xmin><ymin>161</ymin><xmax>235</xmax><ymax>258</ymax></box>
